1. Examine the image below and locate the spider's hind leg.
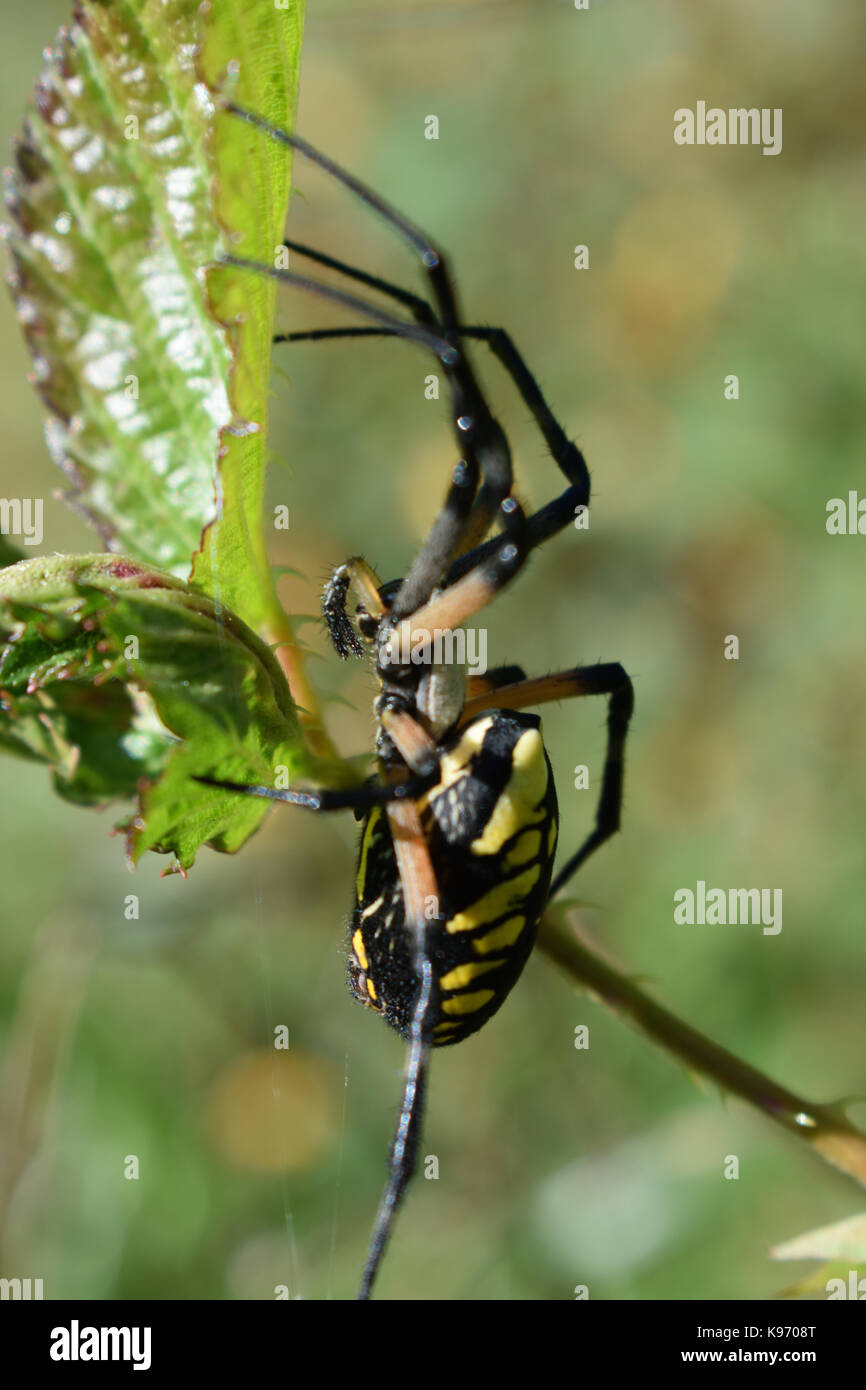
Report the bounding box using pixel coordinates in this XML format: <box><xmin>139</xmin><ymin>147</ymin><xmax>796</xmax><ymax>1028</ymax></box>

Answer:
<box><xmin>357</xmin><ymin>796</ymin><xmax>440</xmax><ymax>1301</ymax></box>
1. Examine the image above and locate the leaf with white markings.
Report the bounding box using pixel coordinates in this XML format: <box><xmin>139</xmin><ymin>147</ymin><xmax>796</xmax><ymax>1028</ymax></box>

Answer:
<box><xmin>0</xmin><ymin>1</ymin><xmax>342</xmax><ymax>866</ymax></box>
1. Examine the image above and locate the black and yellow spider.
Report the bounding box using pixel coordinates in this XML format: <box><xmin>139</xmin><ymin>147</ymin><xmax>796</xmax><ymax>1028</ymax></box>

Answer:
<box><xmin>202</xmin><ymin>104</ymin><xmax>634</xmax><ymax>1301</ymax></box>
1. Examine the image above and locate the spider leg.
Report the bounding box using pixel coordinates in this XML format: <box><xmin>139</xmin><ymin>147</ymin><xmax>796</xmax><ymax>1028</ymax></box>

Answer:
<box><xmin>271</xmin><ymin>243</ymin><xmax>587</xmax><ymax>504</ymax></box>
<box><xmin>228</xmin><ymin>252</ymin><xmax>522</xmax><ymax>625</ymax></box>
<box><xmin>274</xmin><ymin>241</ymin><xmax>489</xmax><ymax>564</ymax></box>
<box><xmin>466</xmin><ymin>663</ymin><xmax>527</xmax><ymax>700</ymax></box>
<box><xmin>382</xmin><ymin>495</ymin><xmax>529</xmax><ymax>667</ymax></box>
<box><xmin>193</xmin><ymin>705</ymin><xmax>442</xmax><ymax>811</ymax></box>
<box><xmin>274</xmin><ymin>312</ymin><xmax>589</xmax><ymax>585</ymax></box>
<box><xmin>274</xmin><ymin>314</ymin><xmax>588</xmax><ymax>498</ymax></box>
<box><xmin>273</xmin><ymin>326</ymin><xmax>394</xmax><ymax>344</ymax></box>
<box><xmin>386</xmin><ymin>450</ymin><xmax>482</xmax><ymax>623</ymax></box>
<box><xmin>227</xmin><ymin>104</ymin><xmax>516</xmax><ymax>579</ymax></box>
<box><xmin>378</xmin><ymin>703</ymin><xmax>439</xmax><ymax>774</ymax></box>
<box><xmin>227</xmin><ymin>105</ymin><xmax>457</xmax><ymax>312</ymax></box>
<box><xmin>228</xmin><ymin>257</ymin><xmax>452</xmax><ymax>355</ymax></box>
<box><xmin>322</xmin><ymin>556</ymin><xmax>387</xmax><ymax>659</ymax></box>
<box><xmin>199</xmin><ymin>707</ymin><xmax>443</xmax><ymax>1303</ymax></box>
<box><xmin>443</xmin><ymin>477</ymin><xmax>585</xmax><ymax>586</ymax></box>
<box><xmin>279</xmin><ymin>239</ymin><xmax>435</xmax><ymax>323</ymax></box>
<box><xmin>316</xmin><ymin>463</ymin><xmax>482</xmax><ymax>662</ymax></box>
<box><xmin>233</xmin><ymin>109</ymin><xmax>593</xmax><ymax>616</ymax></box>
<box><xmin>275</xmin><ymin>319</ymin><xmax>590</xmax><ymax>587</ymax></box>
<box><xmin>459</xmin><ymin>661</ymin><xmax>634</xmax><ymax>895</ymax></box>
<box><xmin>191</xmin><ymin>765</ymin><xmax>438</xmax><ymax>811</ymax></box>
<box><xmin>358</xmin><ymin>797</ymin><xmax>439</xmax><ymax>1301</ymax></box>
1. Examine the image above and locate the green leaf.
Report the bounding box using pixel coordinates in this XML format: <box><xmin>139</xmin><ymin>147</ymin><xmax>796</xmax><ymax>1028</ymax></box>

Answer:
<box><xmin>192</xmin><ymin>1</ymin><xmax>307</xmax><ymax>637</ymax></box>
<box><xmin>771</xmin><ymin>1212</ymin><xmax>866</xmax><ymax>1298</ymax></box>
<box><xmin>6</xmin><ymin>0</ymin><xmax>228</xmax><ymax>572</ymax></box>
<box><xmin>0</xmin><ymin>536</ymin><xmax>26</xmax><ymax>568</ymax></box>
<box><xmin>771</xmin><ymin>1212</ymin><xmax>866</xmax><ymax>1264</ymax></box>
<box><xmin>1</xmin><ymin>3</ymin><xmax>339</xmax><ymax>864</ymax></box>
<box><xmin>0</xmin><ymin>555</ymin><xmax>340</xmax><ymax>869</ymax></box>
<box><xmin>4</xmin><ymin>0</ymin><xmax>306</xmax><ymax>642</ymax></box>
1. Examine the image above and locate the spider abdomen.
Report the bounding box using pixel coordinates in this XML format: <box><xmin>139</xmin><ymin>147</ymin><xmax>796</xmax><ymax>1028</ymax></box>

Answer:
<box><xmin>348</xmin><ymin>710</ymin><xmax>559</xmax><ymax>1046</ymax></box>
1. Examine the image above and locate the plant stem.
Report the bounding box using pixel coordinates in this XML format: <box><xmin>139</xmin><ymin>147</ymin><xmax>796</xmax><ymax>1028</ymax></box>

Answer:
<box><xmin>263</xmin><ymin>604</ymin><xmax>339</xmax><ymax>763</ymax></box>
<box><xmin>538</xmin><ymin>907</ymin><xmax>866</xmax><ymax>1187</ymax></box>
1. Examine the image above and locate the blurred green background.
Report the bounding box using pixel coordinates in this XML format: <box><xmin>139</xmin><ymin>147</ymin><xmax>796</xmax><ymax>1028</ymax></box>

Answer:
<box><xmin>1</xmin><ymin>0</ymin><xmax>865</xmax><ymax>1301</ymax></box>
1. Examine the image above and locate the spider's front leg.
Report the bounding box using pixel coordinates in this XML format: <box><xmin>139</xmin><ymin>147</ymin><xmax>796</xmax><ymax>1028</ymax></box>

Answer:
<box><xmin>321</xmin><ymin>555</ymin><xmax>388</xmax><ymax>658</ymax></box>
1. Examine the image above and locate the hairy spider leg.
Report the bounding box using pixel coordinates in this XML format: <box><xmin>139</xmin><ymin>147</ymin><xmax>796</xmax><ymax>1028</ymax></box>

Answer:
<box><xmin>322</xmin><ymin>556</ymin><xmax>388</xmax><ymax>659</ymax></box>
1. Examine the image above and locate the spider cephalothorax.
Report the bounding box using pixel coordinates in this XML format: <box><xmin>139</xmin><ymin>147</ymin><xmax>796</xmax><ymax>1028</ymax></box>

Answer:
<box><xmin>201</xmin><ymin>101</ymin><xmax>634</xmax><ymax>1300</ymax></box>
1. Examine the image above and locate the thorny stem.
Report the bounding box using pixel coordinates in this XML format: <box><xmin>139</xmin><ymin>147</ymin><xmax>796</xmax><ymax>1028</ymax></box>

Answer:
<box><xmin>538</xmin><ymin>907</ymin><xmax>866</xmax><ymax>1188</ymax></box>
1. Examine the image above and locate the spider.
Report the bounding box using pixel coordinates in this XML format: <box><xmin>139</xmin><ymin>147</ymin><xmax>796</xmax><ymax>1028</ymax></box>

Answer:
<box><xmin>201</xmin><ymin>103</ymin><xmax>635</xmax><ymax>1300</ymax></box>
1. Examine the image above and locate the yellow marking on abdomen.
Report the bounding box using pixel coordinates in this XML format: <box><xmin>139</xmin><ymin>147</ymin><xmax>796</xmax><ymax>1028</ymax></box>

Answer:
<box><xmin>434</xmin><ymin>1020</ymin><xmax>463</xmax><ymax>1037</ymax></box>
<box><xmin>473</xmin><ymin>915</ymin><xmax>526</xmax><ymax>955</ymax></box>
<box><xmin>547</xmin><ymin>819</ymin><xmax>558</xmax><ymax>857</ymax></box>
<box><xmin>505</xmin><ymin>828</ymin><xmax>542</xmax><ymax>868</ymax></box>
<box><xmin>441</xmin><ymin>988</ymin><xmax>495</xmax><ymax>1016</ymax></box>
<box><xmin>440</xmin><ymin>717</ymin><xmax>493</xmax><ymax>781</ymax></box>
<box><xmin>366</xmin><ymin>978</ymin><xmax>377</xmax><ymax>1002</ymax></box>
<box><xmin>469</xmin><ymin>728</ymin><xmax>549</xmax><ymax>856</ymax></box>
<box><xmin>360</xmin><ymin>894</ymin><xmax>384</xmax><ymax>920</ymax></box>
<box><xmin>417</xmin><ymin>716</ymin><xmax>494</xmax><ymax>814</ymax></box>
<box><xmin>351</xmin><ymin>929</ymin><xmax>369</xmax><ymax>971</ymax></box>
<box><xmin>355</xmin><ymin>806</ymin><xmax>383</xmax><ymax>899</ymax></box>
<box><xmin>439</xmin><ymin>958</ymin><xmax>505</xmax><ymax>991</ymax></box>
<box><xmin>446</xmin><ymin>864</ymin><xmax>541</xmax><ymax>933</ymax></box>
